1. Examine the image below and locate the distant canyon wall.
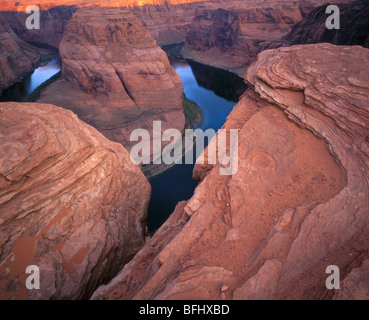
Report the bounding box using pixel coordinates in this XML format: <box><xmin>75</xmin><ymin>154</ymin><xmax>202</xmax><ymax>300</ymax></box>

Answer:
<box><xmin>181</xmin><ymin>0</ymin><xmax>359</xmax><ymax>76</ymax></box>
<box><xmin>283</xmin><ymin>0</ymin><xmax>369</xmax><ymax>48</ymax></box>
<box><xmin>0</xmin><ymin>0</ymin><xmax>212</xmax><ymax>47</ymax></box>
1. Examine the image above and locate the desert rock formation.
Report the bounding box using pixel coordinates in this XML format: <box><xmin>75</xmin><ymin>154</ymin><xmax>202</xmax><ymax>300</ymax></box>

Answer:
<box><xmin>182</xmin><ymin>0</ymin><xmax>357</xmax><ymax>76</ymax></box>
<box><xmin>92</xmin><ymin>43</ymin><xmax>369</xmax><ymax>300</ymax></box>
<box><xmin>38</xmin><ymin>8</ymin><xmax>185</xmax><ymax>165</ymax></box>
<box><xmin>0</xmin><ymin>102</ymin><xmax>151</xmax><ymax>299</ymax></box>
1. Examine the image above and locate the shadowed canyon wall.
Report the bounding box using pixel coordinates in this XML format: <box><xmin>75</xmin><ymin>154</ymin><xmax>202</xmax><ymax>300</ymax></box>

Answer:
<box><xmin>182</xmin><ymin>0</ymin><xmax>358</xmax><ymax>76</ymax></box>
<box><xmin>0</xmin><ymin>15</ymin><xmax>50</xmax><ymax>95</ymax></box>
<box><xmin>283</xmin><ymin>0</ymin><xmax>369</xmax><ymax>48</ymax></box>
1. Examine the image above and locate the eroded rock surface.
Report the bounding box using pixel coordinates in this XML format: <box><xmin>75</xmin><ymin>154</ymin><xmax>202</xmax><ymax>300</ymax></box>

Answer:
<box><xmin>38</xmin><ymin>8</ymin><xmax>185</xmax><ymax>161</ymax></box>
<box><xmin>182</xmin><ymin>0</ymin><xmax>357</xmax><ymax>76</ymax></box>
<box><xmin>92</xmin><ymin>43</ymin><xmax>369</xmax><ymax>300</ymax></box>
<box><xmin>283</xmin><ymin>0</ymin><xmax>369</xmax><ymax>48</ymax></box>
<box><xmin>0</xmin><ymin>102</ymin><xmax>151</xmax><ymax>299</ymax></box>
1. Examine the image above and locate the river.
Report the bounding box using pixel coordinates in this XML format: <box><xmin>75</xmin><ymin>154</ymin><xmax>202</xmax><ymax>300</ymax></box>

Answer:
<box><xmin>0</xmin><ymin>50</ymin><xmax>60</xmax><ymax>102</ymax></box>
<box><xmin>0</xmin><ymin>48</ymin><xmax>247</xmax><ymax>234</ymax></box>
<box><xmin>147</xmin><ymin>55</ymin><xmax>247</xmax><ymax>232</ymax></box>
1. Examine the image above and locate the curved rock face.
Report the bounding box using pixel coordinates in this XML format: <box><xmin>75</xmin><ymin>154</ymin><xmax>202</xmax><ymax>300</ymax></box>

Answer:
<box><xmin>0</xmin><ymin>102</ymin><xmax>151</xmax><ymax>299</ymax></box>
<box><xmin>38</xmin><ymin>8</ymin><xmax>185</xmax><ymax>160</ymax></box>
<box><xmin>0</xmin><ymin>15</ymin><xmax>43</xmax><ymax>95</ymax></box>
<box><xmin>283</xmin><ymin>0</ymin><xmax>369</xmax><ymax>48</ymax></box>
<box><xmin>92</xmin><ymin>43</ymin><xmax>369</xmax><ymax>300</ymax></box>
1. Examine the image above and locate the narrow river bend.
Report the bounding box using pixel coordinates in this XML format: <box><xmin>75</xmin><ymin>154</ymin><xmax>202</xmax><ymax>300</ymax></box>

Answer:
<box><xmin>0</xmin><ymin>47</ymin><xmax>247</xmax><ymax>234</ymax></box>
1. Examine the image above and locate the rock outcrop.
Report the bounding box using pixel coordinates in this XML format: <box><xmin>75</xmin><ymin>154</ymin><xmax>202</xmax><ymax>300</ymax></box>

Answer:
<box><xmin>0</xmin><ymin>102</ymin><xmax>151</xmax><ymax>299</ymax></box>
<box><xmin>38</xmin><ymin>8</ymin><xmax>185</xmax><ymax>168</ymax></box>
<box><xmin>0</xmin><ymin>15</ymin><xmax>45</xmax><ymax>96</ymax></box>
<box><xmin>92</xmin><ymin>43</ymin><xmax>369</xmax><ymax>300</ymax></box>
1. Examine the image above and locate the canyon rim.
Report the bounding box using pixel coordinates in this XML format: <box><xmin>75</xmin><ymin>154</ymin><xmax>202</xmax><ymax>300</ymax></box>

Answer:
<box><xmin>0</xmin><ymin>0</ymin><xmax>368</xmax><ymax>303</ymax></box>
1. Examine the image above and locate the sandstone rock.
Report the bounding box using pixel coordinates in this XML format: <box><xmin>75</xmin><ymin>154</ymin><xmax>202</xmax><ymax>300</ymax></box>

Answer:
<box><xmin>334</xmin><ymin>259</ymin><xmax>369</xmax><ymax>300</ymax></box>
<box><xmin>1</xmin><ymin>0</ymin><xmax>212</xmax><ymax>47</ymax></box>
<box><xmin>182</xmin><ymin>0</ymin><xmax>357</xmax><ymax>76</ymax></box>
<box><xmin>0</xmin><ymin>15</ymin><xmax>43</xmax><ymax>95</ymax></box>
<box><xmin>38</xmin><ymin>7</ymin><xmax>185</xmax><ymax>166</ymax></box>
<box><xmin>0</xmin><ymin>102</ymin><xmax>151</xmax><ymax>299</ymax></box>
<box><xmin>283</xmin><ymin>0</ymin><xmax>369</xmax><ymax>48</ymax></box>
<box><xmin>2</xmin><ymin>6</ymin><xmax>77</xmax><ymax>48</ymax></box>
<box><xmin>92</xmin><ymin>43</ymin><xmax>369</xmax><ymax>300</ymax></box>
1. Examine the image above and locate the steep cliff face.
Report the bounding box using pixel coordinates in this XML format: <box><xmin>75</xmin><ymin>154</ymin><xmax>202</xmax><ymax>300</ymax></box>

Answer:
<box><xmin>182</xmin><ymin>0</ymin><xmax>358</xmax><ymax>76</ymax></box>
<box><xmin>283</xmin><ymin>0</ymin><xmax>369</xmax><ymax>48</ymax></box>
<box><xmin>2</xmin><ymin>6</ymin><xmax>77</xmax><ymax>48</ymax></box>
<box><xmin>0</xmin><ymin>102</ymin><xmax>151</xmax><ymax>299</ymax></box>
<box><xmin>0</xmin><ymin>15</ymin><xmax>45</xmax><ymax>95</ymax></box>
<box><xmin>38</xmin><ymin>8</ymin><xmax>185</xmax><ymax>165</ymax></box>
<box><xmin>1</xmin><ymin>0</ymin><xmax>212</xmax><ymax>47</ymax></box>
<box><xmin>92</xmin><ymin>43</ymin><xmax>369</xmax><ymax>300</ymax></box>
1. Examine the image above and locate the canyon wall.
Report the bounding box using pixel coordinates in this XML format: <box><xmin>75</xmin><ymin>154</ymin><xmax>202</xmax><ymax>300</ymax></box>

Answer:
<box><xmin>92</xmin><ymin>43</ymin><xmax>369</xmax><ymax>300</ymax></box>
<box><xmin>38</xmin><ymin>7</ymin><xmax>185</xmax><ymax>170</ymax></box>
<box><xmin>182</xmin><ymin>0</ymin><xmax>358</xmax><ymax>76</ymax></box>
<box><xmin>0</xmin><ymin>15</ymin><xmax>47</xmax><ymax>95</ymax></box>
<box><xmin>1</xmin><ymin>5</ymin><xmax>77</xmax><ymax>48</ymax></box>
<box><xmin>283</xmin><ymin>0</ymin><xmax>369</xmax><ymax>48</ymax></box>
<box><xmin>0</xmin><ymin>0</ymin><xmax>212</xmax><ymax>47</ymax></box>
<box><xmin>0</xmin><ymin>102</ymin><xmax>151</xmax><ymax>299</ymax></box>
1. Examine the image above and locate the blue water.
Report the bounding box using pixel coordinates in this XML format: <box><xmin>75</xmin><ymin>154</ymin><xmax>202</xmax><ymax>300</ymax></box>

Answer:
<box><xmin>0</xmin><ymin>52</ymin><xmax>60</xmax><ymax>102</ymax></box>
<box><xmin>147</xmin><ymin>58</ymin><xmax>246</xmax><ymax>232</ymax></box>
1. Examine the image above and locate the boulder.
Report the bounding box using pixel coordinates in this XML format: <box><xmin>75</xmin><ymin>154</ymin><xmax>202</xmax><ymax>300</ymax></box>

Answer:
<box><xmin>0</xmin><ymin>102</ymin><xmax>151</xmax><ymax>299</ymax></box>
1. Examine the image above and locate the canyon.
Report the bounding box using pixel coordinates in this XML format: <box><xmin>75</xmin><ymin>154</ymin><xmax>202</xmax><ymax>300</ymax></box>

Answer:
<box><xmin>37</xmin><ymin>7</ymin><xmax>185</xmax><ymax>174</ymax></box>
<box><xmin>0</xmin><ymin>0</ymin><xmax>368</xmax><ymax>301</ymax></box>
<box><xmin>92</xmin><ymin>43</ymin><xmax>369</xmax><ymax>300</ymax></box>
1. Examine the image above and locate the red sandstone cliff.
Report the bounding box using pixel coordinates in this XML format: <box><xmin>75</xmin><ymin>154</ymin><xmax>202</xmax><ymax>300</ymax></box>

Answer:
<box><xmin>38</xmin><ymin>8</ymin><xmax>185</xmax><ymax>170</ymax></box>
<box><xmin>182</xmin><ymin>0</ymin><xmax>358</xmax><ymax>76</ymax></box>
<box><xmin>91</xmin><ymin>43</ymin><xmax>369</xmax><ymax>300</ymax></box>
<box><xmin>0</xmin><ymin>102</ymin><xmax>151</xmax><ymax>299</ymax></box>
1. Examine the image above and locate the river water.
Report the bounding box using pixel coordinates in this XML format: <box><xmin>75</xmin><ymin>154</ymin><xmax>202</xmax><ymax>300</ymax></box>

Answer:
<box><xmin>0</xmin><ymin>49</ymin><xmax>247</xmax><ymax>234</ymax></box>
<box><xmin>0</xmin><ymin>51</ymin><xmax>60</xmax><ymax>102</ymax></box>
<box><xmin>147</xmin><ymin>56</ymin><xmax>247</xmax><ymax>232</ymax></box>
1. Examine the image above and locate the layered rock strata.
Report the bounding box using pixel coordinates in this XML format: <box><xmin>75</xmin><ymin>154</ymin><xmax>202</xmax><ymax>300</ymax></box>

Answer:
<box><xmin>182</xmin><ymin>0</ymin><xmax>357</xmax><ymax>76</ymax></box>
<box><xmin>38</xmin><ymin>8</ymin><xmax>185</xmax><ymax>166</ymax></box>
<box><xmin>0</xmin><ymin>102</ymin><xmax>151</xmax><ymax>299</ymax></box>
<box><xmin>92</xmin><ymin>43</ymin><xmax>369</xmax><ymax>300</ymax></box>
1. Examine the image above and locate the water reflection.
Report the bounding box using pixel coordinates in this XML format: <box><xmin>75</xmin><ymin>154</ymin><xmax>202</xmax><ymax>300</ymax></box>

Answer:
<box><xmin>0</xmin><ymin>51</ymin><xmax>60</xmax><ymax>102</ymax></box>
<box><xmin>188</xmin><ymin>60</ymin><xmax>248</xmax><ymax>102</ymax></box>
<box><xmin>147</xmin><ymin>57</ymin><xmax>246</xmax><ymax>233</ymax></box>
